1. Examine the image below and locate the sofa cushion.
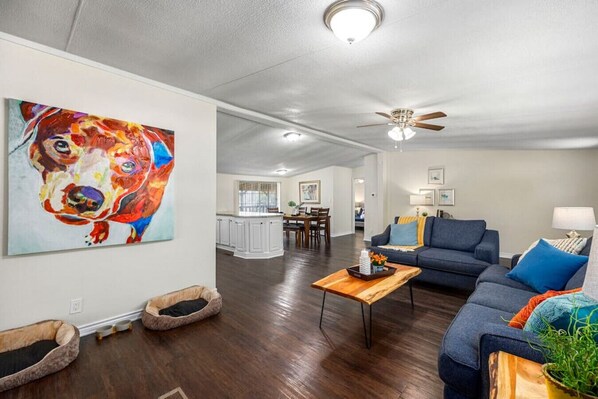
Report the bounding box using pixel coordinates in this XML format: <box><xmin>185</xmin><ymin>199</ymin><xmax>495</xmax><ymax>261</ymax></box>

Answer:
<box><xmin>439</xmin><ymin>303</ymin><xmax>513</xmax><ymax>398</ymax></box>
<box><xmin>430</xmin><ymin>219</ymin><xmax>486</xmax><ymax>252</ymax></box>
<box><xmin>580</xmin><ymin>236</ymin><xmax>593</xmax><ymax>256</ymax></box>
<box><xmin>476</xmin><ymin>265</ymin><xmax>536</xmax><ymax>292</ymax></box>
<box><xmin>565</xmin><ymin>263</ymin><xmax>588</xmax><ymax>290</ymax></box>
<box><xmin>369</xmin><ymin>246</ymin><xmax>428</xmax><ymax>266</ymax></box>
<box><xmin>389</xmin><ymin>222</ymin><xmax>418</xmax><ymax>245</ymax></box>
<box><xmin>467</xmin><ymin>283</ymin><xmax>537</xmax><ymax>314</ymax></box>
<box><xmin>418</xmin><ymin>248</ymin><xmax>490</xmax><ymax>277</ymax></box>
<box><xmin>506</xmin><ymin>239</ymin><xmax>588</xmax><ymax>293</ymax></box>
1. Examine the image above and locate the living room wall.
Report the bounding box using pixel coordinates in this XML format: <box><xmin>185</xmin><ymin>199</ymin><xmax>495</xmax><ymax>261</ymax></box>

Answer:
<box><xmin>384</xmin><ymin>149</ymin><xmax>598</xmax><ymax>256</ymax></box>
<box><xmin>0</xmin><ymin>38</ymin><xmax>217</xmax><ymax>331</ymax></box>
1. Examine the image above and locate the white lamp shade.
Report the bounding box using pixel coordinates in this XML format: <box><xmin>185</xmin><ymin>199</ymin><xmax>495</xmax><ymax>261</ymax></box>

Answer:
<box><xmin>582</xmin><ymin>225</ymin><xmax>598</xmax><ymax>301</ymax></box>
<box><xmin>552</xmin><ymin>207</ymin><xmax>596</xmax><ymax>230</ymax></box>
<box><xmin>409</xmin><ymin>195</ymin><xmax>427</xmax><ymax>206</ymax></box>
<box><xmin>388</xmin><ymin>127</ymin><xmax>416</xmax><ymax>141</ymax></box>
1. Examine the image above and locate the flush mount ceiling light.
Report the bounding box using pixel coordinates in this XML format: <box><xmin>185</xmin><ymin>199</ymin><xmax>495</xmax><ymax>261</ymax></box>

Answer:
<box><xmin>283</xmin><ymin>132</ymin><xmax>301</xmax><ymax>142</ymax></box>
<box><xmin>324</xmin><ymin>0</ymin><xmax>384</xmax><ymax>44</ymax></box>
<box><xmin>275</xmin><ymin>169</ymin><xmax>289</xmax><ymax>175</ymax></box>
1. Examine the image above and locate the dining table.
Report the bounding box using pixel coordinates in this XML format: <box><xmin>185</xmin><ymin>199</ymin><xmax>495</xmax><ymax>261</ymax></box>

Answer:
<box><xmin>283</xmin><ymin>214</ymin><xmax>331</xmax><ymax>247</ymax></box>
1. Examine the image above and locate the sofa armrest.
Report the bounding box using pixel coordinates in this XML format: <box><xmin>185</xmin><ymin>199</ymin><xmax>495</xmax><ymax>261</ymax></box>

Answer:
<box><xmin>511</xmin><ymin>254</ymin><xmax>522</xmax><ymax>268</ymax></box>
<box><xmin>371</xmin><ymin>225</ymin><xmax>391</xmax><ymax>247</ymax></box>
<box><xmin>474</xmin><ymin>230</ymin><xmax>499</xmax><ymax>264</ymax></box>
<box><xmin>479</xmin><ymin>324</ymin><xmax>544</xmax><ymax>399</ymax></box>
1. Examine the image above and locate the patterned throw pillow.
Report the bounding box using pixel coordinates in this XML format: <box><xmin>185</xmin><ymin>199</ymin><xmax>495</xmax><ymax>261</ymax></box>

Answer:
<box><xmin>519</xmin><ymin>237</ymin><xmax>587</xmax><ymax>261</ymax></box>
<box><xmin>509</xmin><ymin>288</ymin><xmax>581</xmax><ymax>329</ymax></box>
<box><xmin>523</xmin><ymin>292</ymin><xmax>598</xmax><ymax>334</ymax></box>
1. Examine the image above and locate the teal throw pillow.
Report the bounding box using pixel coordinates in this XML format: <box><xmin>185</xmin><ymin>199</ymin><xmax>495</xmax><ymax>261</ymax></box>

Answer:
<box><xmin>506</xmin><ymin>239</ymin><xmax>588</xmax><ymax>293</ymax></box>
<box><xmin>523</xmin><ymin>292</ymin><xmax>597</xmax><ymax>334</ymax></box>
<box><xmin>389</xmin><ymin>222</ymin><xmax>418</xmax><ymax>246</ymax></box>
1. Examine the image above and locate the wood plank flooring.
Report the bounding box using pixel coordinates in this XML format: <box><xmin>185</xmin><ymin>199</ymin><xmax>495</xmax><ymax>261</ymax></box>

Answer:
<box><xmin>2</xmin><ymin>232</ymin><xmax>470</xmax><ymax>399</ymax></box>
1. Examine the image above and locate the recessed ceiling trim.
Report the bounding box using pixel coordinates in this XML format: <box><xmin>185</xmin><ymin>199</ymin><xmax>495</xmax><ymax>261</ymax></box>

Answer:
<box><xmin>0</xmin><ymin>32</ymin><xmax>381</xmax><ymax>154</ymax></box>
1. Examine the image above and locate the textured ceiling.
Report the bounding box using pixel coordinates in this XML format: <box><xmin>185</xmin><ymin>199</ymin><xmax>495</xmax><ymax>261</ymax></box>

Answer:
<box><xmin>1</xmin><ymin>0</ymin><xmax>598</xmax><ymax>175</ymax></box>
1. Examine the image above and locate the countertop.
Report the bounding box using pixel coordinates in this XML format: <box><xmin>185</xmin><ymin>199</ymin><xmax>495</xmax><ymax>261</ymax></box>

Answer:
<box><xmin>216</xmin><ymin>212</ymin><xmax>283</xmax><ymax>218</ymax></box>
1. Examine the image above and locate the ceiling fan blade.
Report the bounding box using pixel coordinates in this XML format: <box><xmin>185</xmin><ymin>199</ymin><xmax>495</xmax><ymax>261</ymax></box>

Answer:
<box><xmin>357</xmin><ymin>123</ymin><xmax>391</xmax><ymax>128</ymax></box>
<box><xmin>413</xmin><ymin>122</ymin><xmax>445</xmax><ymax>131</ymax></box>
<box><xmin>413</xmin><ymin>112</ymin><xmax>447</xmax><ymax>121</ymax></box>
<box><xmin>375</xmin><ymin>112</ymin><xmax>392</xmax><ymax>120</ymax></box>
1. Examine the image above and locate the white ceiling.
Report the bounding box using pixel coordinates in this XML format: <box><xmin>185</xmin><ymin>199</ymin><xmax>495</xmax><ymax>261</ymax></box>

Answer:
<box><xmin>2</xmin><ymin>0</ymin><xmax>598</xmax><ymax>175</ymax></box>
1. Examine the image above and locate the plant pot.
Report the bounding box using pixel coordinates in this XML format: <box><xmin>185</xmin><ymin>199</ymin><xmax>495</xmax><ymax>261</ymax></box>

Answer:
<box><xmin>542</xmin><ymin>364</ymin><xmax>598</xmax><ymax>399</ymax></box>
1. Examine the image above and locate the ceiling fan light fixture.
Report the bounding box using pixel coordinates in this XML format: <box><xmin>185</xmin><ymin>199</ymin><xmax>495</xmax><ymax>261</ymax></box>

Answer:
<box><xmin>388</xmin><ymin>127</ymin><xmax>416</xmax><ymax>141</ymax></box>
<box><xmin>283</xmin><ymin>132</ymin><xmax>301</xmax><ymax>142</ymax></box>
<box><xmin>324</xmin><ymin>0</ymin><xmax>384</xmax><ymax>44</ymax></box>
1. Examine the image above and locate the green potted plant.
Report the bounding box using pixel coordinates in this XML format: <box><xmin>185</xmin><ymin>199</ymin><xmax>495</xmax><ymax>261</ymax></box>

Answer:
<box><xmin>288</xmin><ymin>201</ymin><xmax>297</xmax><ymax>215</ymax></box>
<box><xmin>533</xmin><ymin>308</ymin><xmax>598</xmax><ymax>399</ymax></box>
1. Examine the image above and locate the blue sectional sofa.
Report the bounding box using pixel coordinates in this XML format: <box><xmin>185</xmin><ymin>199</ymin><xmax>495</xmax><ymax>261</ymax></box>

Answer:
<box><xmin>439</xmin><ymin>237</ymin><xmax>593</xmax><ymax>399</ymax></box>
<box><xmin>370</xmin><ymin>216</ymin><xmax>500</xmax><ymax>291</ymax></box>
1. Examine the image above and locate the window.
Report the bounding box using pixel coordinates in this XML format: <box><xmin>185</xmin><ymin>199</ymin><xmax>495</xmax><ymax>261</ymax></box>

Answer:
<box><xmin>238</xmin><ymin>181</ymin><xmax>279</xmax><ymax>213</ymax></box>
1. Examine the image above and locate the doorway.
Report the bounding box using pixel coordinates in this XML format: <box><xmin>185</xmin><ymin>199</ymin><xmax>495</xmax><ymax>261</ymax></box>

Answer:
<box><xmin>353</xmin><ymin>178</ymin><xmax>365</xmax><ymax>232</ymax></box>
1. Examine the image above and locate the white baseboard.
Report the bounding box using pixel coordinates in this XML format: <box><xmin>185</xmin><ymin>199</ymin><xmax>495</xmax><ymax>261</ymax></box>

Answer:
<box><xmin>331</xmin><ymin>231</ymin><xmax>354</xmax><ymax>238</ymax></box>
<box><xmin>77</xmin><ymin>309</ymin><xmax>143</xmax><ymax>337</ymax></box>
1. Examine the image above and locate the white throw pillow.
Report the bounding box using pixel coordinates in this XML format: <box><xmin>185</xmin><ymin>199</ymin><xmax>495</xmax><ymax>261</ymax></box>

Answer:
<box><xmin>519</xmin><ymin>237</ymin><xmax>587</xmax><ymax>262</ymax></box>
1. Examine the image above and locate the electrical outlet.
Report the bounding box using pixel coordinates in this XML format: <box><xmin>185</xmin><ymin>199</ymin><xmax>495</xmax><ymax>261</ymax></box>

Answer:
<box><xmin>70</xmin><ymin>298</ymin><xmax>83</xmax><ymax>314</ymax></box>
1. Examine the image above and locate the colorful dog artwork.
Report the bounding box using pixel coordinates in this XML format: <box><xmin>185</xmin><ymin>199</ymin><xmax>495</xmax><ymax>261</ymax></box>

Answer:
<box><xmin>7</xmin><ymin>99</ymin><xmax>175</xmax><ymax>255</ymax></box>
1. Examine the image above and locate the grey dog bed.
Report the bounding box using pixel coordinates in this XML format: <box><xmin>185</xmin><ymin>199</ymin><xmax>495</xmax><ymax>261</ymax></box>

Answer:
<box><xmin>0</xmin><ymin>320</ymin><xmax>80</xmax><ymax>392</ymax></box>
<box><xmin>141</xmin><ymin>285</ymin><xmax>222</xmax><ymax>331</ymax></box>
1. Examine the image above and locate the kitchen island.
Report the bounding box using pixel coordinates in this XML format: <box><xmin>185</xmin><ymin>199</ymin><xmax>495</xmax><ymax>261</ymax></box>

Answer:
<box><xmin>216</xmin><ymin>212</ymin><xmax>284</xmax><ymax>259</ymax></box>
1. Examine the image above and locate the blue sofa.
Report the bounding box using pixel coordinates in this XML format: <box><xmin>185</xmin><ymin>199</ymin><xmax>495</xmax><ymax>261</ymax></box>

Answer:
<box><xmin>439</xmin><ymin>237</ymin><xmax>593</xmax><ymax>399</ymax></box>
<box><xmin>370</xmin><ymin>216</ymin><xmax>500</xmax><ymax>291</ymax></box>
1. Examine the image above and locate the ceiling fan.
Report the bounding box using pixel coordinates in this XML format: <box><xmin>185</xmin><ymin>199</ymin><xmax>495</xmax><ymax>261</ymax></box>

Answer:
<box><xmin>357</xmin><ymin>108</ymin><xmax>447</xmax><ymax>147</ymax></box>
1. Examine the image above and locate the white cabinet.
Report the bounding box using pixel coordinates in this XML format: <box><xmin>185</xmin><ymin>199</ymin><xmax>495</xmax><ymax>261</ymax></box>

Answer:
<box><xmin>249</xmin><ymin>220</ymin><xmax>266</xmax><ymax>253</ymax></box>
<box><xmin>218</xmin><ymin>218</ymin><xmax>231</xmax><ymax>246</ymax></box>
<box><xmin>216</xmin><ymin>213</ymin><xmax>283</xmax><ymax>259</ymax></box>
<box><xmin>268</xmin><ymin>219</ymin><xmax>283</xmax><ymax>252</ymax></box>
<box><xmin>235</xmin><ymin>220</ymin><xmax>246</xmax><ymax>252</ymax></box>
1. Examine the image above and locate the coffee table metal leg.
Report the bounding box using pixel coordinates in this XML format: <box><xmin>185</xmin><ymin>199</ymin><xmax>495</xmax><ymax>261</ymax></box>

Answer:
<box><xmin>319</xmin><ymin>291</ymin><xmax>327</xmax><ymax>329</ymax></box>
<box><xmin>360</xmin><ymin>303</ymin><xmax>373</xmax><ymax>349</ymax></box>
<box><xmin>409</xmin><ymin>280</ymin><xmax>415</xmax><ymax>309</ymax></box>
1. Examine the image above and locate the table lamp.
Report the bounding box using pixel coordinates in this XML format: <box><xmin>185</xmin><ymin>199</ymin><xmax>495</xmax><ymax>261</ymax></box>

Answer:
<box><xmin>583</xmin><ymin>225</ymin><xmax>598</xmax><ymax>301</ymax></box>
<box><xmin>552</xmin><ymin>207</ymin><xmax>596</xmax><ymax>238</ymax></box>
<box><xmin>409</xmin><ymin>195</ymin><xmax>427</xmax><ymax>217</ymax></box>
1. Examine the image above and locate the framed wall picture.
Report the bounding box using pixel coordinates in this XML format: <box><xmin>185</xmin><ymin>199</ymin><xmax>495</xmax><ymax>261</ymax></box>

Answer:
<box><xmin>7</xmin><ymin>99</ymin><xmax>175</xmax><ymax>255</ymax></box>
<box><xmin>299</xmin><ymin>180</ymin><xmax>321</xmax><ymax>204</ymax></box>
<box><xmin>428</xmin><ymin>167</ymin><xmax>444</xmax><ymax>185</ymax></box>
<box><xmin>419</xmin><ymin>189</ymin><xmax>435</xmax><ymax>206</ymax></box>
<box><xmin>438</xmin><ymin>189</ymin><xmax>455</xmax><ymax>206</ymax></box>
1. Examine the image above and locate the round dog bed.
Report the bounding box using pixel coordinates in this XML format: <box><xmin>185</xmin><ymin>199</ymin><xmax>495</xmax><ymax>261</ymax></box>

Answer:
<box><xmin>0</xmin><ymin>320</ymin><xmax>79</xmax><ymax>392</ymax></box>
<box><xmin>142</xmin><ymin>285</ymin><xmax>222</xmax><ymax>331</ymax></box>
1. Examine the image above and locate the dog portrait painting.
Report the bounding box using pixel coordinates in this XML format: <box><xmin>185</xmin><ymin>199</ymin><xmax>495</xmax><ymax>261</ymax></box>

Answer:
<box><xmin>8</xmin><ymin>99</ymin><xmax>175</xmax><ymax>255</ymax></box>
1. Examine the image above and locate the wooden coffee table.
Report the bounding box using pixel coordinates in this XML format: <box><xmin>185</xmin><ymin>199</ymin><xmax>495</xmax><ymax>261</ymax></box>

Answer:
<box><xmin>489</xmin><ymin>351</ymin><xmax>546</xmax><ymax>398</ymax></box>
<box><xmin>311</xmin><ymin>263</ymin><xmax>421</xmax><ymax>348</ymax></box>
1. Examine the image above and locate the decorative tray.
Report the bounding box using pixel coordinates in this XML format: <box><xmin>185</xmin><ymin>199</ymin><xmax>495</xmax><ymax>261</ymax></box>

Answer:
<box><xmin>346</xmin><ymin>265</ymin><xmax>397</xmax><ymax>281</ymax></box>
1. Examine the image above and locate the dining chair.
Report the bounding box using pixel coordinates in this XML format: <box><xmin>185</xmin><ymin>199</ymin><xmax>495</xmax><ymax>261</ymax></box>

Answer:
<box><xmin>267</xmin><ymin>207</ymin><xmax>280</xmax><ymax>213</ymax></box>
<box><xmin>310</xmin><ymin>208</ymin><xmax>329</xmax><ymax>244</ymax></box>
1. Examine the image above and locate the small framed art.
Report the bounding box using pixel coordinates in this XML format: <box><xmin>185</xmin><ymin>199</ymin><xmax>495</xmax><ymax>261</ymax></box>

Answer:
<box><xmin>428</xmin><ymin>168</ymin><xmax>444</xmax><ymax>185</ymax></box>
<box><xmin>438</xmin><ymin>189</ymin><xmax>455</xmax><ymax>206</ymax></box>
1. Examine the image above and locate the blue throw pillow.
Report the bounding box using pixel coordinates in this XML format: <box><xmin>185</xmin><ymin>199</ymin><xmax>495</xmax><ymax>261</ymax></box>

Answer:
<box><xmin>507</xmin><ymin>239</ymin><xmax>588</xmax><ymax>293</ymax></box>
<box><xmin>552</xmin><ymin>304</ymin><xmax>598</xmax><ymax>335</ymax></box>
<box><xmin>389</xmin><ymin>222</ymin><xmax>418</xmax><ymax>246</ymax></box>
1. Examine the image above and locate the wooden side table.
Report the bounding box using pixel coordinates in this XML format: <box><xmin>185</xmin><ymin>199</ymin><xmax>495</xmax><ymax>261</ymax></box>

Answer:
<box><xmin>489</xmin><ymin>351</ymin><xmax>546</xmax><ymax>399</ymax></box>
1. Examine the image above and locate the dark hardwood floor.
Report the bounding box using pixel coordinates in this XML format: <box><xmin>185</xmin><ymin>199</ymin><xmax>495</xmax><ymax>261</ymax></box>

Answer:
<box><xmin>3</xmin><ymin>232</ymin><xmax>470</xmax><ymax>399</ymax></box>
